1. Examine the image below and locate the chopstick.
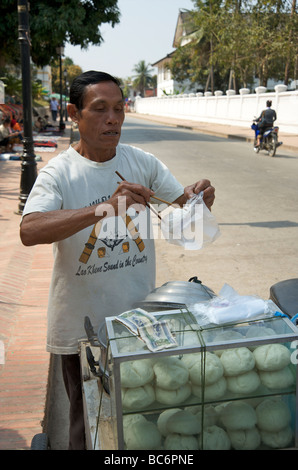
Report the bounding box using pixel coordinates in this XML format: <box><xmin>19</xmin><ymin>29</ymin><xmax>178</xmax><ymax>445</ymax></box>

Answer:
<box><xmin>115</xmin><ymin>171</ymin><xmax>162</xmax><ymax>220</ymax></box>
<box><xmin>116</xmin><ymin>182</ymin><xmax>174</xmax><ymax>206</ymax></box>
<box><xmin>150</xmin><ymin>195</ymin><xmax>175</xmax><ymax>207</ymax></box>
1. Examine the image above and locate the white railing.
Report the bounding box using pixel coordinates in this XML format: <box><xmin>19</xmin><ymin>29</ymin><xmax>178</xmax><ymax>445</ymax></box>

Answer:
<box><xmin>135</xmin><ymin>86</ymin><xmax>298</xmax><ymax>134</ymax></box>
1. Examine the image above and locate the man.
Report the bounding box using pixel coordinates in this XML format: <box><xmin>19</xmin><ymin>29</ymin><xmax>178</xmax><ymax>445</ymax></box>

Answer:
<box><xmin>50</xmin><ymin>97</ymin><xmax>59</xmax><ymax>122</ymax></box>
<box><xmin>20</xmin><ymin>71</ymin><xmax>215</xmax><ymax>449</ymax></box>
<box><xmin>256</xmin><ymin>100</ymin><xmax>277</xmax><ymax>147</ymax></box>
<box><xmin>0</xmin><ymin>117</ymin><xmax>23</xmax><ymax>152</ymax></box>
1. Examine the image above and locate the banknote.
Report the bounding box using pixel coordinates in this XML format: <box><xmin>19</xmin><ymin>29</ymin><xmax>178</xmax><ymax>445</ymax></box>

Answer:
<box><xmin>138</xmin><ymin>320</ymin><xmax>178</xmax><ymax>352</ymax></box>
<box><xmin>116</xmin><ymin>308</ymin><xmax>157</xmax><ymax>335</ymax></box>
<box><xmin>116</xmin><ymin>308</ymin><xmax>178</xmax><ymax>352</ymax></box>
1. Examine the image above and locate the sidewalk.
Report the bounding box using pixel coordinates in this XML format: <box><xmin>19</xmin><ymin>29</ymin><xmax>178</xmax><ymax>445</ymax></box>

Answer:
<box><xmin>0</xmin><ymin>113</ymin><xmax>297</xmax><ymax>451</ymax></box>
<box><xmin>0</xmin><ymin>122</ymin><xmax>71</xmax><ymax>450</ymax></box>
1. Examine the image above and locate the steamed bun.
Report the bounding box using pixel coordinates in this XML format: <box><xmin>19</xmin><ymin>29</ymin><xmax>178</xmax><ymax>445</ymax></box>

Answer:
<box><xmin>189</xmin><ymin>405</ymin><xmax>218</xmax><ymax>428</ymax></box>
<box><xmin>245</xmin><ymin>325</ymin><xmax>275</xmax><ymax>339</ymax></box>
<box><xmin>153</xmin><ymin>357</ymin><xmax>189</xmax><ymax>390</ymax></box>
<box><xmin>157</xmin><ymin>408</ymin><xmax>182</xmax><ymax>437</ymax></box>
<box><xmin>199</xmin><ymin>425</ymin><xmax>231</xmax><ymax>450</ymax></box>
<box><xmin>164</xmin><ymin>433</ymin><xmax>199</xmax><ymax>450</ymax></box>
<box><xmin>192</xmin><ymin>376</ymin><xmax>227</xmax><ymax>401</ymax></box>
<box><xmin>226</xmin><ymin>370</ymin><xmax>260</xmax><ymax>394</ymax></box>
<box><xmin>124</xmin><ymin>419</ymin><xmax>161</xmax><ymax>450</ymax></box>
<box><xmin>256</xmin><ymin>398</ymin><xmax>291</xmax><ymax>432</ymax></box>
<box><xmin>260</xmin><ymin>426</ymin><xmax>293</xmax><ymax>449</ymax></box>
<box><xmin>181</xmin><ymin>352</ymin><xmax>224</xmax><ymax>386</ymax></box>
<box><xmin>213</xmin><ymin>330</ymin><xmax>244</xmax><ymax>356</ymax></box>
<box><xmin>123</xmin><ymin>414</ymin><xmax>147</xmax><ymax>430</ymax></box>
<box><xmin>259</xmin><ymin>366</ymin><xmax>294</xmax><ymax>390</ymax></box>
<box><xmin>155</xmin><ymin>383</ymin><xmax>191</xmax><ymax>406</ymax></box>
<box><xmin>253</xmin><ymin>344</ymin><xmax>291</xmax><ymax>371</ymax></box>
<box><xmin>122</xmin><ymin>384</ymin><xmax>155</xmax><ymax>410</ymax></box>
<box><xmin>220</xmin><ymin>347</ymin><xmax>255</xmax><ymax>376</ymax></box>
<box><xmin>120</xmin><ymin>359</ymin><xmax>154</xmax><ymax>388</ymax></box>
<box><xmin>228</xmin><ymin>427</ymin><xmax>261</xmax><ymax>450</ymax></box>
<box><xmin>166</xmin><ymin>410</ymin><xmax>201</xmax><ymax>435</ymax></box>
<box><xmin>220</xmin><ymin>401</ymin><xmax>257</xmax><ymax>430</ymax></box>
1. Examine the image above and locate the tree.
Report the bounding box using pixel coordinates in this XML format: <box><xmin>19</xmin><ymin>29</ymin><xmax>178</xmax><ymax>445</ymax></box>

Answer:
<box><xmin>170</xmin><ymin>1</ymin><xmax>228</xmax><ymax>93</ymax></box>
<box><xmin>132</xmin><ymin>60</ymin><xmax>154</xmax><ymax>97</ymax></box>
<box><xmin>0</xmin><ymin>0</ymin><xmax>120</xmax><ymax>68</ymax></box>
<box><xmin>170</xmin><ymin>0</ymin><xmax>298</xmax><ymax>91</ymax></box>
<box><xmin>51</xmin><ymin>57</ymin><xmax>83</xmax><ymax>94</ymax></box>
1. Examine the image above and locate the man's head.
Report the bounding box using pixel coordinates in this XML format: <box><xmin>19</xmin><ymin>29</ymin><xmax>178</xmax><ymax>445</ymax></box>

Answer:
<box><xmin>69</xmin><ymin>71</ymin><xmax>123</xmax><ymax>112</ymax></box>
<box><xmin>3</xmin><ymin>117</ymin><xmax>11</xmax><ymax>127</ymax></box>
<box><xmin>266</xmin><ymin>100</ymin><xmax>272</xmax><ymax>108</ymax></box>
<box><xmin>67</xmin><ymin>71</ymin><xmax>125</xmax><ymax>161</ymax></box>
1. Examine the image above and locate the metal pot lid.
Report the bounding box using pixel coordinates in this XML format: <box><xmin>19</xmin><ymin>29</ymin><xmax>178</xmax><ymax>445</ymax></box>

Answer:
<box><xmin>144</xmin><ymin>280</ymin><xmax>215</xmax><ymax>305</ymax></box>
<box><xmin>133</xmin><ymin>300</ymin><xmax>187</xmax><ymax>312</ymax></box>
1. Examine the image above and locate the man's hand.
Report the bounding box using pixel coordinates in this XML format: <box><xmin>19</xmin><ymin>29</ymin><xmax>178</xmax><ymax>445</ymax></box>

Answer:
<box><xmin>108</xmin><ymin>181</ymin><xmax>154</xmax><ymax>216</ymax></box>
<box><xmin>174</xmin><ymin>179</ymin><xmax>215</xmax><ymax>210</ymax></box>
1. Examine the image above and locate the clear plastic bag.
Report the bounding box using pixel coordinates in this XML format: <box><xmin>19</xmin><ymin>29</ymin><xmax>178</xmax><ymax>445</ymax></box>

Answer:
<box><xmin>161</xmin><ymin>192</ymin><xmax>220</xmax><ymax>250</ymax></box>
<box><xmin>192</xmin><ymin>284</ymin><xmax>278</xmax><ymax>326</ymax></box>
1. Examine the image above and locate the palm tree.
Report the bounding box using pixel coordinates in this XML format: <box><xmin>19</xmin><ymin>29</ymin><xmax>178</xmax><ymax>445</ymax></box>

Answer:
<box><xmin>132</xmin><ymin>60</ymin><xmax>154</xmax><ymax>97</ymax></box>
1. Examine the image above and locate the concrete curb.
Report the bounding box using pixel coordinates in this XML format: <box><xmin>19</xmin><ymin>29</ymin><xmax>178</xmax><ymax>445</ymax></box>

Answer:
<box><xmin>128</xmin><ymin>113</ymin><xmax>297</xmax><ymax>153</ymax></box>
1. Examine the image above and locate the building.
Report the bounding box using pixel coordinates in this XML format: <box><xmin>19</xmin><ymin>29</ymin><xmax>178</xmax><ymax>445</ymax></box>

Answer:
<box><xmin>35</xmin><ymin>65</ymin><xmax>52</xmax><ymax>96</ymax></box>
<box><xmin>152</xmin><ymin>10</ymin><xmax>196</xmax><ymax>97</ymax></box>
<box><xmin>152</xmin><ymin>9</ymin><xmax>296</xmax><ymax>98</ymax></box>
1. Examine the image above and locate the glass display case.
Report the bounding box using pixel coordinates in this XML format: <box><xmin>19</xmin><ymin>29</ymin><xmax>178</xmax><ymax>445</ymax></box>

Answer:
<box><xmin>105</xmin><ymin>309</ymin><xmax>298</xmax><ymax>450</ymax></box>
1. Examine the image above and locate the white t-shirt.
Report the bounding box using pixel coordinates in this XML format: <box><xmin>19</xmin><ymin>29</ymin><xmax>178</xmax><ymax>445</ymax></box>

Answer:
<box><xmin>23</xmin><ymin>144</ymin><xmax>183</xmax><ymax>354</ymax></box>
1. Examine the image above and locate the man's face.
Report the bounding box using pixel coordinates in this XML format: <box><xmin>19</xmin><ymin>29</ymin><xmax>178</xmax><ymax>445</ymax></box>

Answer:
<box><xmin>74</xmin><ymin>81</ymin><xmax>125</xmax><ymax>158</ymax></box>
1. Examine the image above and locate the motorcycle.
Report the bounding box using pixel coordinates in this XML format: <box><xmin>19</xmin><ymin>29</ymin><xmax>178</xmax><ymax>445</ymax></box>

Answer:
<box><xmin>270</xmin><ymin>278</ymin><xmax>298</xmax><ymax>325</ymax></box>
<box><xmin>251</xmin><ymin>119</ymin><xmax>282</xmax><ymax>157</ymax></box>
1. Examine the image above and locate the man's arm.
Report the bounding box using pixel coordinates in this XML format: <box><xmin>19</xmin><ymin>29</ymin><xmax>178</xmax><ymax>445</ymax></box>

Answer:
<box><xmin>20</xmin><ymin>206</ymin><xmax>101</xmax><ymax>246</ymax></box>
<box><xmin>20</xmin><ymin>181</ymin><xmax>154</xmax><ymax>246</ymax></box>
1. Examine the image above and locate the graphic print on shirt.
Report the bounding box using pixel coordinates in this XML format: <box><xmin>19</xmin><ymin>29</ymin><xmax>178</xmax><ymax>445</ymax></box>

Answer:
<box><xmin>79</xmin><ymin>214</ymin><xmax>145</xmax><ymax>264</ymax></box>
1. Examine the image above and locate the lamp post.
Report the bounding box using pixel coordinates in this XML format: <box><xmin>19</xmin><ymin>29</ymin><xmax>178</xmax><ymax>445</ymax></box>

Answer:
<box><xmin>17</xmin><ymin>0</ymin><xmax>37</xmax><ymax>215</ymax></box>
<box><xmin>63</xmin><ymin>68</ymin><xmax>68</xmax><ymax>122</ymax></box>
<box><xmin>56</xmin><ymin>46</ymin><xmax>65</xmax><ymax>132</ymax></box>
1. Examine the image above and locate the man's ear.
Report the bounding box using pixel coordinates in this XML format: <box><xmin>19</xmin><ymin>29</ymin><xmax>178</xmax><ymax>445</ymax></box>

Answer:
<box><xmin>67</xmin><ymin>103</ymin><xmax>79</xmax><ymax>123</ymax></box>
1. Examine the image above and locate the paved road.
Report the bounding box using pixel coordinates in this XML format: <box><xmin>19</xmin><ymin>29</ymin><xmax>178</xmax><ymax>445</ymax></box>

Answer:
<box><xmin>48</xmin><ymin>114</ymin><xmax>298</xmax><ymax>449</ymax></box>
<box><xmin>121</xmin><ymin>115</ymin><xmax>298</xmax><ymax>298</ymax></box>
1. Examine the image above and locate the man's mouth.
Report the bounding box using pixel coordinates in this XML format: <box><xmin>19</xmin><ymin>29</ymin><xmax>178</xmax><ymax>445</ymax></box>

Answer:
<box><xmin>103</xmin><ymin>131</ymin><xmax>119</xmax><ymax>136</ymax></box>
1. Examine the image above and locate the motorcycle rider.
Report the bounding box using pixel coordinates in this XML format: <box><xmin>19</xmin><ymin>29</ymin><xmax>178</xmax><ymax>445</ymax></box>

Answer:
<box><xmin>256</xmin><ymin>100</ymin><xmax>277</xmax><ymax>147</ymax></box>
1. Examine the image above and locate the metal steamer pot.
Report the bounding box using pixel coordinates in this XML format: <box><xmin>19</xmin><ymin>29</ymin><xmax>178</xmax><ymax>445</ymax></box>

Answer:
<box><xmin>92</xmin><ymin>278</ymin><xmax>215</xmax><ymax>388</ymax></box>
<box><xmin>136</xmin><ymin>277</ymin><xmax>216</xmax><ymax>309</ymax></box>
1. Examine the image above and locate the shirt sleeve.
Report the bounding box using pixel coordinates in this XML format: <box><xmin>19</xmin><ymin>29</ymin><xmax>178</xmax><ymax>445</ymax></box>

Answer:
<box><xmin>22</xmin><ymin>170</ymin><xmax>63</xmax><ymax>217</ymax></box>
<box><xmin>149</xmin><ymin>156</ymin><xmax>184</xmax><ymax>203</ymax></box>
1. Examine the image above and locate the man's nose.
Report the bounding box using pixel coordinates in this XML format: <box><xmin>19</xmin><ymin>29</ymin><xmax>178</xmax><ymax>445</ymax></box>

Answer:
<box><xmin>106</xmin><ymin>110</ymin><xmax>119</xmax><ymax>124</ymax></box>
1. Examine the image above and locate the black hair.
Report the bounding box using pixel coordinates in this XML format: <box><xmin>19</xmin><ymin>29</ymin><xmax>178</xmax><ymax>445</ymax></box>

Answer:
<box><xmin>266</xmin><ymin>100</ymin><xmax>272</xmax><ymax>107</ymax></box>
<box><xmin>69</xmin><ymin>70</ymin><xmax>123</xmax><ymax>111</ymax></box>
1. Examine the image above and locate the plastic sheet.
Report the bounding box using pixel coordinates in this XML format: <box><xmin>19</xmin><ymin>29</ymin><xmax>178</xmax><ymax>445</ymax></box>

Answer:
<box><xmin>161</xmin><ymin>192</ymin><xmax>220</xmax><ymax>250</ymax></box>
<box><xmin>192</xmin><ymin>284</ymin><xmax>279</xmax><ymax>326</ymax></box>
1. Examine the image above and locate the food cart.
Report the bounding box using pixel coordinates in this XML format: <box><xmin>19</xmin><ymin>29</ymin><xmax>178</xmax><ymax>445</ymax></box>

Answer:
<box><xmin>80</xmin><ymin>280</ymin><xmax>298</xmax><ymax>451</ymax></box>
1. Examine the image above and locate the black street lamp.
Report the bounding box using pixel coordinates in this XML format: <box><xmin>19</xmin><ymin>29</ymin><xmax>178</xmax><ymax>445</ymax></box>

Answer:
<box><xmin>17</xmin><ymin>0</ymin><xmax>37</xmax><ymax>215</ymax></box>
<box><xmin>56</xmin><ymin>46</ymin><xmax>65</xmax><ymax>132</ymax></box>
<box><xmin>63</xmin><ymin>68</ymin><xmax>68</xmax><ymax>122</ymax></box>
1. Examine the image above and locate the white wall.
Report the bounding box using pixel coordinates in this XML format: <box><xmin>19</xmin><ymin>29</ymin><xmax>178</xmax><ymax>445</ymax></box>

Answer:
<box><xmin>135</xmin><ymin>87</ymin><xmax>298</xmax><ymax>134</ymax></box>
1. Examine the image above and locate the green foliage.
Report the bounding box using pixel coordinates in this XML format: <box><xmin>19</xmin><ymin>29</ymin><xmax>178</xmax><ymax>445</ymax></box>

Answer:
<box><xmin>170</xmin><ymin>0</ymin><xmax>298</xmax><ymax>91</ymax></box>
<box><xmin>132</xmin><ymin>60</ymin><xmax>155</xmax><ymax>97</ymax></box>
<box><xmin>0</xmin><ymin>72</ymin><xmax>22</xmax><ymax>99</ymax></box>
<box><xmin>0</xmin><ymin>68</ymin><xmax>49</xmax><ymax>101</ymax></box>
<box><xmin>51</xmin><ymin>57</ymin><xmax>83</xmax><ymax>94</ymax></box>
<box><xmin>0</xmin><ymin>0</ymin><xmax>120</xmax><ymax>67</ymax></box>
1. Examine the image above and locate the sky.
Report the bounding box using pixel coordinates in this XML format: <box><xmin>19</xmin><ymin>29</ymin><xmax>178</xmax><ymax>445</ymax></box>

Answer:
<box><xmin>64</xmin><ymin>0</ymin><xmax>194</xmax><ymax>79</ymax></box>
